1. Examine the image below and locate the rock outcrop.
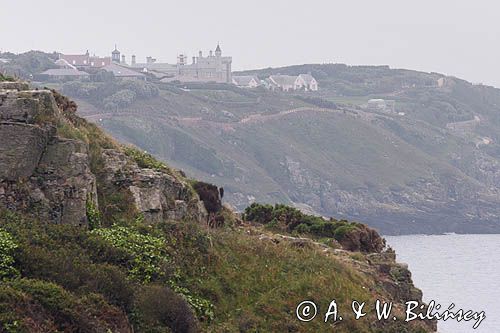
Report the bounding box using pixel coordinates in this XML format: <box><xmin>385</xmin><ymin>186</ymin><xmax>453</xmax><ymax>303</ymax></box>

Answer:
<box><xmin>100</xmin><ymin>149</ymin><xmax>206</xmax><ymax>223</ymax></box>
<box><xmin>0</xmin><ymin>84</ymin><xmax>96</xmax><ymax>226</ymax></box>
<box><xmin>0</xmin><ymin>82</ymin><xmax>206</xmax><ymax>226</ymax></box>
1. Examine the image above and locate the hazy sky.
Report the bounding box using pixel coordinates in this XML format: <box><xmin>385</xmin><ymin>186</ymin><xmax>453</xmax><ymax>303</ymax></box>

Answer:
<box><xmin>1</xmin><ymin>0</ymin><xmax>500</xmax><ymax>86</ymax></box>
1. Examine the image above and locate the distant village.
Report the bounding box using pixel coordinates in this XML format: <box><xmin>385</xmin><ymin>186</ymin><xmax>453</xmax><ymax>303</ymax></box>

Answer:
<box><xmin>32</xmin><ymin>44</ymin><xmax>319</xmax><ymax>91</ymax></box>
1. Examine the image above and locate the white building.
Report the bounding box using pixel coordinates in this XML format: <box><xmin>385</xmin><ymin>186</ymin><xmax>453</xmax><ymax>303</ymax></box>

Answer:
<box><xmin>232</xmin><ymin>75</ymin><xmax>260</xmax><ymax>88</ymax></box>
<box><xmin>267</xmin><ymin>73</ymin><xmax>319</xmax><ymax>91</ymax></box>
<box><xmin>268</xmin><ymin>75</ymin><xmax>300</xmax><ymax>91</ymax></box>
<box><xmin>367</xmin><ymin>99</ymin><xmax>396</xmax><ymax>113</ymax></box>
<box><xmin>131</xmin><ymin>44</ymin><xmax>232</xmax><ymax>83</ymax></box>
<box><xmin>297</xmin><ymin>74</ymin><xmax>318</xmax><ymax>91</ymax></box>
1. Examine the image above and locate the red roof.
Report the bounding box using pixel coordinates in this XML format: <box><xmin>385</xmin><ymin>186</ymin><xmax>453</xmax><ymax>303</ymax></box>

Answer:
<box><xmin>59</xmin><ymin>54</ymin><xmax>90</xmax><ymax>66</ymax></box>
<box><xmin>89</xmin><ymin>56</ymin><xmax>111</xmax><ymax>67</ymax></box>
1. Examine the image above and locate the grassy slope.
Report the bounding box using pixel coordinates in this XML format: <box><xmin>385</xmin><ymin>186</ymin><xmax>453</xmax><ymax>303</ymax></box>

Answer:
<box><xmin>1</xmin><ymin>209</ymin><xmax>429</xmax><ymax>333</ymax></box>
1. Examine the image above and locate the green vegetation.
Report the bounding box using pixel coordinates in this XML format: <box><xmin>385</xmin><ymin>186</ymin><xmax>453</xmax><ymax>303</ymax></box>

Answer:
<box><xmin>244</xmin><ymin>203</ymin><xmax>357</xmax><ymax>240</ymax></box>
<box><xmin>0</xmin><ymin>51</ymin><xmax>57</xmax><ymax>79</ymax></box>
<box><xmin>124</xmin><ymin>146</ymin><xmax>170</xmax><ymax>172</ymax></box>
<box><xmin>244</xmin><ymin>203</ymin><xmax>386</xmax><ymax>253</ymax></box>
<box><xmin>0</xmin><ymin>209</ymin><xmax>205</xmax><ymax>332</ymax></box>
<box><xmin>62</xmin><ymin>80</ymin><xmax>159</xmax><ymax>110</ymax></box>
<box><xmin>85</xmin><ymin>194</ymin><xmax>101</xmax><ymax>230</ymax></box>
<box><xmin>0</xmin><ymin>206</ymin><xmax>395</xmax><ymax>332</ymax></box>
<box><xmin>0</xmin><ymin>229</ymin><xmax>18</xmax><ymax>280</ymax></box>
<box><xmin>91</xmin><ymin>225</ymin><xmax>169</xmax><ymax>283</ymax></box>
<box><xmin>0</xmin><ymin>73</ymin><xmax>15</xmax><ymax>82</ymax></box>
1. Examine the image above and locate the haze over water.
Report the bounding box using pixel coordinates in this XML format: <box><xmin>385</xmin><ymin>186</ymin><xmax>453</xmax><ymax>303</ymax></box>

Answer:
<box><xmin>386</xmin><ymin>234</ymin><xmax>500</xmax><ymax>333</ymax></box>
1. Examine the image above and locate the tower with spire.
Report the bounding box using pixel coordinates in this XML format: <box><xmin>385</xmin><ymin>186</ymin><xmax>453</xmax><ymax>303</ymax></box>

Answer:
<box><xmin>111</xmin><ymin>45</ymin><xmax>121</xmax><ymax>63</ymax></box>
<box><xmin>215</xmin><ymin>43</ymin><xmax>222</xmax><ymax>57</ymax></box>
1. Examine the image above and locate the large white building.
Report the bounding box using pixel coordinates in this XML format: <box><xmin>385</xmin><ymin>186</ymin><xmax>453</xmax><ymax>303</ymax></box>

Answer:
<box><xmin>127</xmin><ymin>44</ymin><xmax>232</xmax><ymax>83</ymax></box>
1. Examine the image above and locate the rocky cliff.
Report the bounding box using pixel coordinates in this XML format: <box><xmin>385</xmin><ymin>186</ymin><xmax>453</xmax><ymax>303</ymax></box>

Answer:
<box><xmin>0</xmin><ymin>82</ymin><xmax>206</xmax><ymax>227</ymax></box>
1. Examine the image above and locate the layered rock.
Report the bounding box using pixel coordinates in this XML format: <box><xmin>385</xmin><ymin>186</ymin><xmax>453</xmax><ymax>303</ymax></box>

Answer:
<box><xmin>0</xmin><ymin>83</ymin><xmax>206</xmax><ymax>226</ymax></box>
<box><xmin>0</xmin><ymin>86</ymin><xmax>97</xmax><ymax>225</ymax></box>
<box><xmin>99</xmin><ymin>149</ymin><xmax>206</xmax><ymax>223</ymax></box>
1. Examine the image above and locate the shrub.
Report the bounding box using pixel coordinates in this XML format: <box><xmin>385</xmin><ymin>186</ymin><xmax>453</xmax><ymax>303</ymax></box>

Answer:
<box><xmin>243</xmin><ymin>203</ymin><xmax>274</xmax><ymax>224</ymax></box>
<box><xmin>91</xmin><ymin>225</ymin><xmax>169</xmax><ymax>283</ymax></box>
<box><xmin>0</xmin><ymin>229</ymin><xmax>18</xmax><ymax>280</ymax></box>
<box><xmin>3</xmin><ymin>278</ymin><xmax>130</xmax><ymax>332</ymax></box>
<box><xmin>86</xmin><ymin>193</ymin><xmax>101</xmax><ymax>230</ymax></box>
<box><xmin>191</xmin><ymin>181</ymin><xmax>221</xmax><ymax>214</ymax></box>
<box><xmin>134</xmin><ymin>284</ymin><xmax>199</xmax><ymax>333</ymax></box>
<box><xmin>124</xmin><ymin>146</ymin><xmax>170</xmax><ymax>172</ymax></box>
<box><xmin>103</xmin><ymin>89</ymin><xmax>137</xmax><ymax>110</ymax></box>
<box><xmin>243</xmin><ymin>203</ymin><xmax>384</xmax><ymax>252</ymax></box>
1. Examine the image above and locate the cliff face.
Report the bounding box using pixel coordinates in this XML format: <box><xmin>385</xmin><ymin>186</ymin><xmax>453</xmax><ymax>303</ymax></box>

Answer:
<box><xmin>0</xmin><ymin>82</ymin><xmax>206</xmax><ymax>226</ymax></box>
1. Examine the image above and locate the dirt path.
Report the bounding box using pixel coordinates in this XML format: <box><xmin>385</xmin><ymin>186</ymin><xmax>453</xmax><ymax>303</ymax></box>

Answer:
<box><xmin>239</xmin><ymin>106</ymin><xmax>357</xmax><ymax>124</ymax></box>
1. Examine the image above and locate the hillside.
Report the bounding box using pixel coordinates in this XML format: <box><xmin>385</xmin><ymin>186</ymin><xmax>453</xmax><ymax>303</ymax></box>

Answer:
<box><xmin>49</xmin><ymin>63</ymin><xmax>500</xmax><ymax>235</ymax></box>
<box><xmin>0</xmin><ymin>81</ymin><xmax>436</xmax><ymax>332</ymax></box>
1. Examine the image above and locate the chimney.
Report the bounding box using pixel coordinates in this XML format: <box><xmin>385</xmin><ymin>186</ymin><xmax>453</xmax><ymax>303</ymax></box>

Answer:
<box><xmin>131</xmin><ymin>55</ymin><xmax>136</xmax><ymax>65</ymax></box>
<box><xmin>192</xmin><ymin>56</ymin><xmax>196</xmax><ymax>64</ymax></box>
<box><xmin>199</xmin><ymin>50</ymin><xmax>202</xmax><ymax>57</ymax></box>
<box><xmin>121</xmin><ymin>54</ymin><xmax>126</xmax><ymax>64</ymax></box>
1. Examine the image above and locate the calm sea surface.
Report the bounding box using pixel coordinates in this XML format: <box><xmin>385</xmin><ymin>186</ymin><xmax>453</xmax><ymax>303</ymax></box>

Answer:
<box><xmin>385</xmin><ymin>234</ymin><xmax>500</xmax><ymax>333</ymax></box>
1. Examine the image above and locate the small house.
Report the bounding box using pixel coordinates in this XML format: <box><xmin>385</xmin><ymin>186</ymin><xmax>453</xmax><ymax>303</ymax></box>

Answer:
<box><xmin>232</xmin><ymin>75</ymin><xmax>260</xmax><ymax>88</ymax></box>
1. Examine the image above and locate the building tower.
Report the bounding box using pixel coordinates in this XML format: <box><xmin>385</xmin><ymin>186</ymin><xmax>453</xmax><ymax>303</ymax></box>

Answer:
<box><xmin>215</xmin><ymin>43</ymin><xmax>222</xmax><ymax>57</ymax></box>
<box><xmin>111</xmin><ymin>45</ymin><xmax>121</xmax><ymax>63</ymax></box>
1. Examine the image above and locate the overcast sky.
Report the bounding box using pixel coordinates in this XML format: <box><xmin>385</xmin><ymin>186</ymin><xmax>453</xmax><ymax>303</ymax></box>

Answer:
<box><xmin>1</xmin><ymin>0</ymin><xmax>499</xmax><ymax>86</ymax></box>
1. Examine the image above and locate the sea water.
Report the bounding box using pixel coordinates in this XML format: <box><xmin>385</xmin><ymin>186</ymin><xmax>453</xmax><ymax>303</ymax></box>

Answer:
<box><xmin>385</xmin><ymin>234</ymin><xmax>500</xmax><ymax>333</ymax></box>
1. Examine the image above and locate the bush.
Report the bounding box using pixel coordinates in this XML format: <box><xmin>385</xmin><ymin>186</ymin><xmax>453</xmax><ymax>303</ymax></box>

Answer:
<box><xmin>124</xmin><ymin>146</ymin><xmax>170</xmax><ymax>172</ymax></box>
<box><xmin>191</xmin><ymin>181</ymin><xmax>221</xmax><ymax>214</ymax></box>
<box><xmin>1</xmin><ymin>278</ymin><xmax>130</xmax><ymax>332</ymax></box>
<box><xmin>243</xmin><ymin>203</ymin><xmax>384</xmax><ymax>252</ymax></box>
<box><xmin>91</xmin><ymin>225</ymin><xmax>169</xmax><ymax>283</ymax></box>
<box><xmin>103</xmin><ymin>89</ymin><xmax>137</xmax><ymax>110</ymax></box>
<box><xmin>134</xmin><ymin>284</ymin><xmax>199</xmax><ymax>333</ymax></box>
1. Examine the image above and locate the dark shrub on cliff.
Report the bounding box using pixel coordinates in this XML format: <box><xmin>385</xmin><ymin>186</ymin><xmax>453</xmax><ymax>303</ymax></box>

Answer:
<box><xmin>191</xmin><ymin>181</ymin><xmax>221</xmax><ymax>214</ymax></box>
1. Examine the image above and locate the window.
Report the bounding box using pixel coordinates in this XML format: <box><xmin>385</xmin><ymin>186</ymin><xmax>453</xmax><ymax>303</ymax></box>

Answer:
<box><xmin>84</xmin><ymin>60</ymin><xmax>87</xmax><ymax>64</ymax></box>
<box><xmin>72</xmin><ymin>60</ymin><xmax>76</xmax><ymax>64</ymax></box>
